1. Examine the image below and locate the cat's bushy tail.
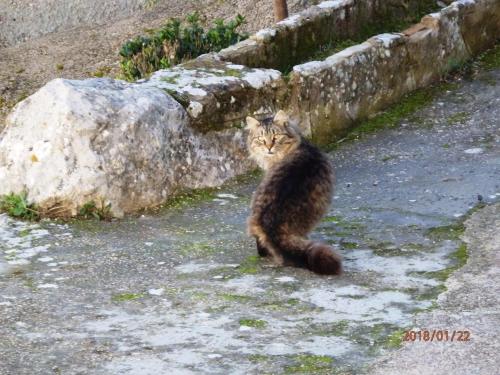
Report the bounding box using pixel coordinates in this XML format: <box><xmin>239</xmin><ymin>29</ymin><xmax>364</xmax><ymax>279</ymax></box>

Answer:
<box><xmin>273</xmin><ymin>235</ymin><xmax>342</xmax><ymax>275</ymax></box>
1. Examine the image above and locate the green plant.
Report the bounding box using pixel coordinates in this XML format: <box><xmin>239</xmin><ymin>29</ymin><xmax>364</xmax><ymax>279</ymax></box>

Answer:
<box><xmin>284</xmin><ymin>354</ymin><xmax>333</xmax><ymax>374</ymax></box>
<box><xmin>78</xmin><ymin>200</ymin><xmax>112</xmax><ymax>221</ymax></box>
<box><xmin>119</xmin><ymin>12</ymin><xmax>248</xmax><ymax>81</ymax></box>
<box><xmin>92</xmin><ymin>66</ymin><xmax>112</xmax><ymax>78</ymax></box>
<box><xmin>0</xmin><ymin>193</ymin><xmax>40</xmax><ymax>221</ymax></box>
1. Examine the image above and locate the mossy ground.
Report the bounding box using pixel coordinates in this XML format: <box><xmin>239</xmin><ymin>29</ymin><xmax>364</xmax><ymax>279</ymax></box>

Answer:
<box><xmin>330</xmin><ymin>86</ymin><xmax>447</xmax><ymax>145</ymax></box>
<box><xmin>239</xmin><ymin>318</ymin><xmax>267</xmax><ymax>328</ymax></box>
<box><xmin>446</xmin><ymin>111</ymin><xmax>470</xmax><ymax>125</ymax></box>
<box><xmin>478</xmin><ymin>44</ymin><xmax>500</xmax><ymax>70</ymax></box>
<box><xmin>238</xmin><ymin>255</ymin><xmax>261</xmax><ymax>274</ymax></box>
<box><xmin>284</xmin><ymin>354</ymin><xmax>334</xmax><ymax>374</ymax></box>
<box><xmin>111</xmin><ymin>292</ymin><xmax>144</xmax><ymax>302</ymax></box>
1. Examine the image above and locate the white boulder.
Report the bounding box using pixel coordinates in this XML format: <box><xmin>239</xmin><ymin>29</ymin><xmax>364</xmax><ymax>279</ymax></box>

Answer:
<box><xmin>0</xmin><ymin>78</ymin><xmax>252</xmax><ymax>217</ymax></box>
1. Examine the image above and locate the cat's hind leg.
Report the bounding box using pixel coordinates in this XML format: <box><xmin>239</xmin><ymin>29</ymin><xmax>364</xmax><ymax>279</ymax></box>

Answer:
<box><xmin>256</xmin><ymin>238</ymin><xmax>270</xmax><ymax>257</ymax></box>
<box><xmin>248</xmin><ymin>216</ymin><xmax>284</xmax><ymax>265</ymax></box>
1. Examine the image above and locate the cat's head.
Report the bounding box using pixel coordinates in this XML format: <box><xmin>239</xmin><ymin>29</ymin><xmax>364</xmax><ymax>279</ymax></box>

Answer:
<box><xmin>246</xmin><ymin>110</ymin><xmax>301</xmax><ymax>170</ymax></box>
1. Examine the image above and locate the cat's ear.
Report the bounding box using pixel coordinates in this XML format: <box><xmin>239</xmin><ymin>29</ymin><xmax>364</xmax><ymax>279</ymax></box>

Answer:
<box><xmin>246</xmin><ymin>116</ymin><xmax>260</xmax><ymax>131</ymax></box>
<box><xmin>273</xmin><ymin>110</ymin><xmax>289</xmax><ymax>127</ymax></box>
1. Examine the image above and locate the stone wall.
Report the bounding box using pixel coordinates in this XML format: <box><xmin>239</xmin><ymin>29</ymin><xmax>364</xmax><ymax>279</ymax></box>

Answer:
<box><xmin>288</xmin><ymin>0</ymin><xmax>500</xmax><ymax>143</ymax></box>
<box><xmin>217</xmin><ymin>0</ymin><xmax>441</xmax><ymax>72</ymax></box>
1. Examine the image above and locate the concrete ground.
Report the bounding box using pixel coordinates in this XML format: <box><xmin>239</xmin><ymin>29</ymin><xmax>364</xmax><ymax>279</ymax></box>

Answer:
<box><xmin>0</xmin><ymin>67</ymin><xmax>499</xmax><ymax>373</ymax></box>
<box><xmin>368</xmin><ymin>203</ymin><xmax>500</xmax><ymax>375</ymax></box>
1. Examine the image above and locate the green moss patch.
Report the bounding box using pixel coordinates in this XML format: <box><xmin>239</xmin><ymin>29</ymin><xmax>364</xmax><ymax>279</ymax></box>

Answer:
<box><xmin>383</xmin><ymin>328</ymin><xmax>406</xmax><ymax>349</ymax></box>
<box><xmin>159</xmin><ymin>187</ymin><xmax>218</xmax><ymax>210</ymax></box>
<box><xmin>310</xmin><ymin>320</ymin><xmax>350</xmax><ymax>337</ymax></box>
<box><xmin>238</xmin><ymin>255</ymin><xmax>261</xmax><ymax>274</ymax></box>
<box><xmin>423</xmin><ymin>243</ymin><xmax>467</xmax><ymax>282</ymax></box>
<box><xmin>179</xmin><ymin>241</ymin><xmax>218</xmax><ymax>257</ymax></box>
<box><xmin>447</xmin><ymin>111</ymin><xmax>470</xmax><ymax>125</ymax></box>
<box><xmin>426</xmin><ymin>222</ymin><xmax>465</xmax><ymax>241</ymax></box>
<box><xmin>239</xmin><ymin>318</ymin><xmax>267</xmax><ymax>328</ymax></box>
<box><xmin>344</xmin><ymin>88</ymin><xmax>436</xmax><ymax>141</ymax></box>
<box><xmin>111</xmin><ymin>292</ymin><xmax>145</xmax><ymax>302</ymax></box>
<box><xmin>478</xmin><ymin>44</ymin><xmax>500</xmax><ymax>70</ymax></box>
<box><xmin>370</xmin><ymin>242</ymin><xmax>425</xmax><ymax>257</ymax></box>
<box><xmin>284</xmin><ymin>354</ymin><xmax>334</xmax><ymax>374</ymax></box>
<box><xmin>221</xmin><ymin>293</ymin><xmax>254</xmax><ymax>303</ymax></box>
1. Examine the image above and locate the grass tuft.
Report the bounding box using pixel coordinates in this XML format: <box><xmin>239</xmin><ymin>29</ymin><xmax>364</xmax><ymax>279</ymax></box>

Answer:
<box><xmin>78</xmin><ymin>200</ymin><xmax>113</xmax><ymax>221</ymax></box>
<box><xmin>0</xmin><ymin>193</ymin><xmax>40</xmax><ymax>221</ymax></box>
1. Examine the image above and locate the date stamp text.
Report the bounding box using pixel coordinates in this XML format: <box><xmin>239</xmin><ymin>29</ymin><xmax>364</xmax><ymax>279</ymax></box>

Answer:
<box><xmin>403</xmin><ymin>330</ymin><xmax>471</xmax><ymax>342</ymax></box>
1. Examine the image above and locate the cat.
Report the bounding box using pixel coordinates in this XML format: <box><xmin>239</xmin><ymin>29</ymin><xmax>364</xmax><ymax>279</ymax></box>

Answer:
<box><xmin>246</xmin><ymin>110</ymin><xmax>342</xmax><ymax>275</ymax></box>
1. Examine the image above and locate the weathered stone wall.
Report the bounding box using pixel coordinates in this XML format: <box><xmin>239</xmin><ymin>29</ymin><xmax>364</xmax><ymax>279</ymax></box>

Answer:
<box><xmin>143</xmin><ymin>56</ymin><xmax>288</xmax><ymax>132</ymax></box>
<box><xmin>289</xmin><ymin>0</ymin><xmax>500</xmax><ymax>143</ymax></box>
<box><xmin>154</xmin><ymin>0</ymin><xmax>499</xmax><ymax>139</ymax></box>
<box><xmin>217</xmin><ymin>0</ymin><xmax>439</xmax><ymax>72</ymax></box>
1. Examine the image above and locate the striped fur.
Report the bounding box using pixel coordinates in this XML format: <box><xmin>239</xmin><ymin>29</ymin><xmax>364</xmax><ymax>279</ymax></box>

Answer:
<box><xmin>246</xmin><ymin>111</ymin><xmax>342</xmax><ymax>275</ymax></box>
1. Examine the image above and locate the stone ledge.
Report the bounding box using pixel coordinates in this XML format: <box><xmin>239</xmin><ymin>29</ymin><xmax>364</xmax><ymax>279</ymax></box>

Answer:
<box><xmin>143</xmin><ymin>56</ymin><xmax>287</xmax><ymax>132</ymax></box>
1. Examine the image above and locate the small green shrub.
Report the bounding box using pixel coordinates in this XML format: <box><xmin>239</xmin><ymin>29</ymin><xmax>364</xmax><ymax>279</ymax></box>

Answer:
<box><xmin>119</xmin><ymin>12</ymin><xmax>248</xmax><ymax>81</ymax></box>
<box><xmin>0</xmin><ymin>193</ymin><xmax>40</xmax><ymax>221</ymax></box>
<box><xmin>78</xmin><ymin>200</ymin><xmax>112</xmax><ymax>221</ymax></box>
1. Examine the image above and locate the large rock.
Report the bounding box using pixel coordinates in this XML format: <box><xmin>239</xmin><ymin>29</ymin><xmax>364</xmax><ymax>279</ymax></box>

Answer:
<box><xmin>0</xmin><ymin>78</ymin><xmax>253</xmax><ymax>217</ymax></box>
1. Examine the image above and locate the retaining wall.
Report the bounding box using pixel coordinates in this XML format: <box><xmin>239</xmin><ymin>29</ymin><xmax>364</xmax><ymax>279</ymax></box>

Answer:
<box><xmin>289</xmin><ymin>0</ymin><xmax>500</xmax><ymax>142</ymax></box>
<box><xmin>158</xmin><ymin>0</ymin><xmax>500</xmax><ymax>142</ymax></box>
<box><xmin>218</xmin><ymin>0</ymin><xmax>442</xmax><ymax>72</ymax></box>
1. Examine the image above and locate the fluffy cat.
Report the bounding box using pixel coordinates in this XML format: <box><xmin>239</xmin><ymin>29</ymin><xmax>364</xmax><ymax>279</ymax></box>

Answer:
<box><xmin>246</xmin><ymin>110</ymin><xmax>342</xmax><ymax>275</ymax></box>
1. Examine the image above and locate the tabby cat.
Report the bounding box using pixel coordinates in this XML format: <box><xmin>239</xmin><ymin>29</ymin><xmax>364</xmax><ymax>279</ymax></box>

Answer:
<box><xmin>246</xmin><ymin>110</ymin><xmax>342</xmax><ymax>275</ymax></box>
